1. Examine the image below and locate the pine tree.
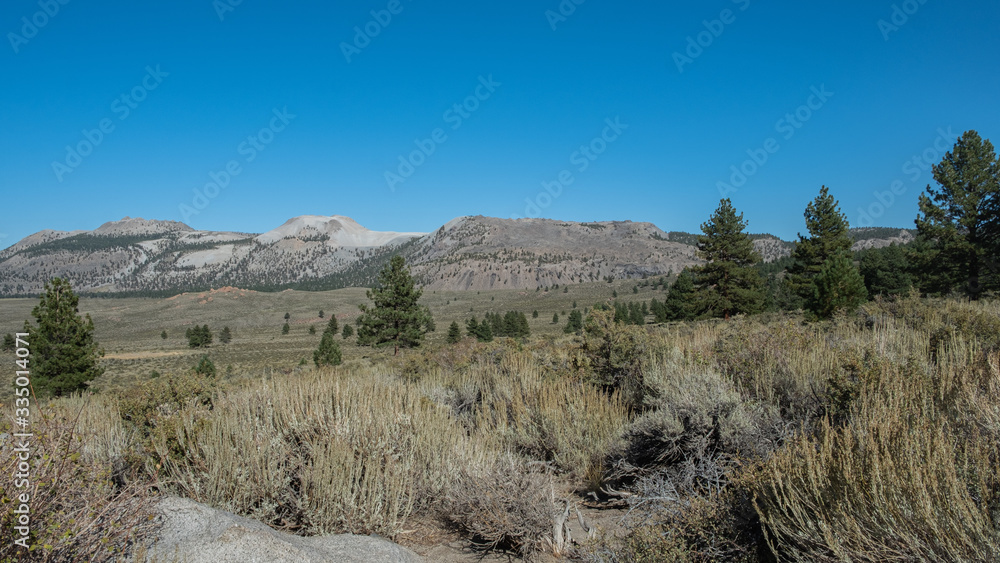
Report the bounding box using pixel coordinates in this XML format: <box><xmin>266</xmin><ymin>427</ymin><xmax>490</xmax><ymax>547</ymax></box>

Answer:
<box><xmin>628</xmin><ymin>302</ymin><xmax>644</xmax><ymax>325</ymax></box>
<box><xmin>858</xmin><ymin>244</ymin><xmax>913</xmax><ymax>297</ymax></box>
<box><xmin>325</xmin><ymin>315</ymin><xmax>338</xmax><ymax>335</ymax></box>
<box><xmin>787</xmin><ymin>186</ymin><xmax>854</xmax><ymax>302</ymax></box>
<box><xmin>219</xmin><ymin>326</ymin><xmax>232</xmax><ymax>343</ymax></box>
<box><xmin>318</xmin><ymin>310</ymin><xmax>325</xmax><ymax>318</ymax></box>
<box><xmin>342</xmin><ymin>324</ymin><xmax>354</xmax><ymax>339</ymax></box>
<box><xmin>692</xmin><ymin>199</ymin><xmax>765</xmax><ymax>319</ymax></box>
<box><xmin>356</xmin><ymin>255</ymin><xmax>433</xmax><ymax>355</ymax></box>
<box><xmin>532</xmin><ymin>310</ymin><xmax>539</xmax><ymax>318</ymax></box>
<box><xmin>284</xmin><ymin>312</ymin><xmax>291</xmax><ymax>321</ymax></box>
<box><xmin>447</xmin><ymin>321</ymin><xmax>463</xmax><ymax>344</ymax></box>
<box><xmin>552</xmin><ymin>313</ymin><xmax>559</xmax><ymax>324</ymax></box>
<box><xmin>282</xmin><ymin>322</ymin><xmax>290</xmax><ymax>335</ymax></box>
<box><xmin>664</xmin><ymin>269</ymin><xmax>697</xmax><ymax>321</ymax></box>
<box><xmin>160</xmin><ymin>330</ymin><xmax>167</xmax><ymax>340</ymax></box>
<box><xmin>195</xmin><ymin>355</ymin><xmax>216</xmax><ymax>377</ymax></box>
<box><xmin>309</xmin><ymin>325</ymin><xmax>317</xmax><ymax>335</ymax></box>
<box><xmin>24</xmin><ymin>278</ymin><xmax>104</xmax><ymax>397</ymax></box>
<box><xmin>564</xmin><ymin>309</ymin><xmax>583</xmax><ymax>334</ymax></box>
<box><xmin>914</xmin><ymin>130</ymin><xmax>1000</xmax><ymax>298</ymax></box>
<box><xmin>185</xmin><ymin>325</ymin><xmax>213</xmax><ymax>348</ymax></box>
<box><xmin>2</xmin><ymin>333</ymin><xmax>14</xmax><ymax>351</ymax></box>
<box><xmin>809</xmin><ymin>252</ymin><xmax>868</xmax><ymax>319</ymax></box>
<box><xmin>313</xmin><ymin>330</ymin><xmax>343</xmax><ymax>367</ymax></box>
<box><xmin>466</xmin><ymin>317</ymin><xmax>493</xmax><ymax>342</ymax></box>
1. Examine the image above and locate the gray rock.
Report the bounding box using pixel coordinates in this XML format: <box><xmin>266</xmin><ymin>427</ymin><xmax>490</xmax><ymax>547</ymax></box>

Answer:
<box><xmin>145</xmin><ymin>496</ymin><xmax>423</xmax><ymax>563</ymax></box>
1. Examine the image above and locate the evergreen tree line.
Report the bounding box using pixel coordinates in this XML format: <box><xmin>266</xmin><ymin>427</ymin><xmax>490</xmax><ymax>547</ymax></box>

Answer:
<box><xmin>660</xmin><ymin>130</ymin><xmax>999</xmax><ymax>320</ymax></box>
<box><xmin>465</xmin><ymin>310</ymin><xmax>531</xmax><ymax>342</ymax></box>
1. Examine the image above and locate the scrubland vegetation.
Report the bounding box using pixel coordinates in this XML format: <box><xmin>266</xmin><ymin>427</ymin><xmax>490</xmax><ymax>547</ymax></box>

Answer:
<box><xmin>3</xmin><ymin>291</ymin><xmax>999</xmax><ymax>561</ymax></box>
<box><xmin>1</xmin><ymin>130</ymin><xmax>997</xmax><ymax>560</ymax></box>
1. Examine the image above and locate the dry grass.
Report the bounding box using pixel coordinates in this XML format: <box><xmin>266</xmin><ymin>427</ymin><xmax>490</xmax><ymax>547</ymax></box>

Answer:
<box><xmin>150</xmin><ymin>364</ymin><xmax>494</xmax><ymax>537</ymax></box>
<box><xmin>0</xmin><ymin>395</ymin><xmax>156</xmax><ymax>562</ymax></box>
<box><xmin>442</xmin><ymin>455</ymin><xmax>554</xmax><ymax>558</ymax></box>
<box><xmin>3</xmin><ymin>289</ymin><xmax>999</xmax><ymax>561</ymax></box>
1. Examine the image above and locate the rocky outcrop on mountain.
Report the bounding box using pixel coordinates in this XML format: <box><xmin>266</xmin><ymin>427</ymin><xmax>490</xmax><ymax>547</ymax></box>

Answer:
<box><xmin>0</xmin><ymin>216</ymin><xmax>424</xmax><ymax>296</ymax></box>
<box><xmin>0</xmin><ymin>215</ymin><xmax>916</xmax><ymax>296</ymax></box>
<box><xmin>850</xmin><ymin>228</ymin><xmax>915</xmax><ymax>251</ymax></box>
<box><xmin>402</xmin><ymin>216</ymin><xmax>700</xmax><ymax>291</ymax></box>
<box><xmin>144</xmin><ymin>496</ymin><xmax>423</xmax><ymax>563</ymax></box>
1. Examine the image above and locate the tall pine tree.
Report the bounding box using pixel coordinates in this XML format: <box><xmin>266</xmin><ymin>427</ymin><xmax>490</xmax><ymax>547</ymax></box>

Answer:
<box><xmin>786</xmin><ymin>186</ymin><xmax>854</xmax><ymax>302</ymax></box>
<box><xmin>446</xmin><ymin>321</ymin><xmax>463</xmax><ymax>344</ymax></box>
<box><xmin>692</xmin><ymin>199</ymin><xmax>765</xmax><ymax>319</ymax></box>
<box><xmin>663</xmin><ymin>268</ymin><xmax>698</xmax><ymax>321</ymax></box>
<box><xmin>809</xmin><ymin>252</ymin><xmax>868</xmax><ymax>319</ymax></box>
<box><xmin>914</xmin><ymin>130</ymin><xmax>1000</xmax><ymax>299</ymax></box>
<box><xmin>24</xmin><ymin>278</ymin><xmax>104</xmax><ymax>397</ymax></box>
<box><xmin>356</xmin><ymin>255</ymin><xmax>433</xmax><ymax>355</ymax></box>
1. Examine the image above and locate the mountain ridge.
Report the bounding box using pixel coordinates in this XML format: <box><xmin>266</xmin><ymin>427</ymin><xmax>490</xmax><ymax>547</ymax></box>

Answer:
<box><xmin>0</xmin><ymin>215</ymin><xmax>915</xmax><ymax>296</ymax></box>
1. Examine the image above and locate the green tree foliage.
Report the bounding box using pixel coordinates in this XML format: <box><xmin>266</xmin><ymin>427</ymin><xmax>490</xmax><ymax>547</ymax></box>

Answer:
<box><xmin>325</xmin><ymin>315</ymin><xmax>338</xmax><ymax>335</ymax></box>
<box><xmin>308</xmin><ymin>325</ymin><xmax>317</xmax><ymax>335</ymax></box>
<box><xmin>914</xmin><ymin>130</ymin><xmax>1000</xmax><ymax>298</ymax></box>
<box><xmin>284</xmin><ymin>312</ymin><xmax>291</xmax><ymax>321</ymax></box>
<box><xmin>194</xmin><ymin>355</ymin><xmax>216</xmax><ymax>377</ymax></box>
<box><xmin>552</xmin><ymin>313</ymin><xmax>559</xmax><ymax>324</ymax></box>
<box><xmin>281</xmin><ymin>322</ymin><xmax>291</xmax><ymax>335</ymax></box>
<box><xmin>23</xmin><ymin>278</ymin><xmax>104</xmax><ymax>397</ymax></box>
<box><xmin>576</xmin><ymin>309</ymin><xmax>649</xmax><ymax>409</ymax></box>
<box><xmin>447</xmin><ymin>321</ymin><xmax>463</xmax><ymax>344</ymax></box>
<box><xmin>466</xmin><ymin>317</ymin><xmax>493</xmax><ymax>342</ymax></box>
<box><xmin>318</xmin><ymin>310</ymin><xmax>324</xmax><ymax>318</ymax></box>
<box><xmin>532</xmin><ymin>310</ymin><xmax>539</xmax><ymax>318</ymax></box>
<box><xmin>809</xmin><ymin>253</ymin><xmax>868</xmax><ymax>319</ymax></box>
<box><xmin>160</xmin><ymin>330</ymin><xmax>167</xmax><ymax>340</ymax></box>
<box><xmin>3</xmin><ymin>333</ymin><xmax>15</xmax><ymax>351</ymax></box>
<box><xmin>692</xmin><ymin>199</ymin><xmax>766</xmax><ymax>319</ymax></box>
<box><xmin>564</xmin><ymin>309</ymin><xmax>584</xmax><ymax>334</ymax></box>
<box><xmin>356</xmin><ymin>255</ymin><xmax>433</xmax><ymax>355</ymax></box>
<box><xmin>858</xmin><ymin>245</ymin><xmax>913</xmax><ymax>297</ymax></box>
<box><xmin>185</xmin><ymin>325</ymin><xmax>213</xmax><ymax>348</ymax></box>
<box><xmin>342</xmin><ymin>324</ymin><xmax>354</xmax><ymax>339</ymax></box>
<box><xmin>219</xmin><ymin>326</ymin><xmax>232</xmax><ymax>344</ymax></box>
<box><xmin>611</xmin><ymin>301</ymin><xmax>646</xmax><ymax>326</ymax></box>
<box><xmin>478</xmin><ymin>311</ymin><xmax>530</xmax><ymax>338</ymax></box>
<box><xmin>661</xmin><ymin>269</ymin><xmax>698</xmax><ymax>321</ymax></box>
<box><xmin>313</xmin><ymin>328</ymin><xmax>343</xmax><ymax>367</ymax></box>
<box><xmin>787</xmin><ymin>186</ymin><xmax>854</xmax><ymax>303</ymax></box>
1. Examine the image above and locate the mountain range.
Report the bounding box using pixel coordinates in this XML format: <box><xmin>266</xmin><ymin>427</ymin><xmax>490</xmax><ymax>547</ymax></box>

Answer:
<box><xmin>0</xmin><ymin>215</ymin><xmax>914</xmax><ymax>296</ymax></box>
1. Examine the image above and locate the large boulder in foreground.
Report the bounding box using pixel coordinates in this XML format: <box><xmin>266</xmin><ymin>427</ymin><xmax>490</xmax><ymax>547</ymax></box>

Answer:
<box><xmin>144</xmin><ymin>496</ymin><xmax>423</xmax><ymax>563</ymax></box>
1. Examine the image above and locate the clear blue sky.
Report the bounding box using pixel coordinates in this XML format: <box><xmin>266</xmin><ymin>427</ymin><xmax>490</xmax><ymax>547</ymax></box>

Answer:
<box><xmin>2</xmin><ymin>0</ymin><xmax>998</xmax><ymax>247</ymax></box>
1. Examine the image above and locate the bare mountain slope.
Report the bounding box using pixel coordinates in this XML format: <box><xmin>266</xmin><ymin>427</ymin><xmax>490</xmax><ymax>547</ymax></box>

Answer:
<box><xmin>401</xmin><ymin>216</ymin><xmax>700</xmax><ymax>291</ymax></box>
<box><xmin>0</xmin><ymin>216</ymin><xmax>425</xmax><ymax>296</ymax></box>
<box><xmin>0</xmin><ymin>215</ymin><xmax>916</xmax><ymax>296</ymax></box>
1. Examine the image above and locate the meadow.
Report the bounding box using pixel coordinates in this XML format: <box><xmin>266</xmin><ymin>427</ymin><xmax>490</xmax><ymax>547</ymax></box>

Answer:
<box><xmin>1</xmin><ymin>285</ymin><xmax>999</xmax><ymax>561</ymax></box>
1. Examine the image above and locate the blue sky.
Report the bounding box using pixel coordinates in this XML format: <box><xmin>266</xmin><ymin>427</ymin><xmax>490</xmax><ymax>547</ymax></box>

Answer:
<box><xmin>2</xmin><ymin>0</ymin><xmax>998</xmax><ymax>247</ymax></box>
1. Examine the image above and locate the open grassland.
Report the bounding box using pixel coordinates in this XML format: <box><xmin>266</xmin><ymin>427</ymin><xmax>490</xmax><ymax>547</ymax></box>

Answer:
<box><xmin>1</xmin><ymin>290</ymin><xmax>999</xmax><ymax>561</ymax></box>
<box><xmin>0</xmin><ymin>280</ymin><xmax>652</xmax><ymax>397</ymax></box>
